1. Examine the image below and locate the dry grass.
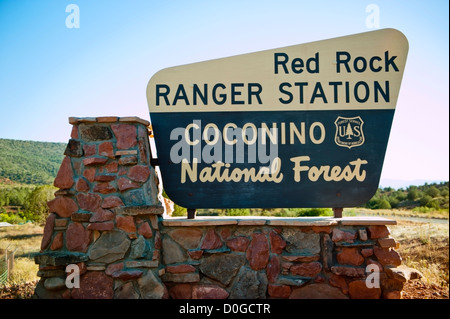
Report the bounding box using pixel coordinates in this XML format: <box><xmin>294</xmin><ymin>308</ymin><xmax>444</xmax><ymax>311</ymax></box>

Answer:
<box><xmin>390</xmin><ymin>219</ymin><xmax>449</xmax><ymax>288</ymax></box>
<box><xmin>0</xmin><ymin>223</ymin><xmax>43</xmax><ymax>285</ymax></box>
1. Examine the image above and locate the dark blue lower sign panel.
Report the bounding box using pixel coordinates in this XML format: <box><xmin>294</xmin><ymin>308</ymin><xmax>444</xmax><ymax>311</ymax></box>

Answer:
<box><xmin>150</xmin><ymin>110</ymin><xmax>394</xmax><ymax>209</ymax></box>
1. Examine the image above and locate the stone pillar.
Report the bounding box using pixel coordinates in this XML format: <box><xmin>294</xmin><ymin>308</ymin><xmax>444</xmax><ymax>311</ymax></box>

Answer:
<box><xmin>34</xmin><ymin>117</ymin><xmax>167</xmax><ymax>299</ymax></box>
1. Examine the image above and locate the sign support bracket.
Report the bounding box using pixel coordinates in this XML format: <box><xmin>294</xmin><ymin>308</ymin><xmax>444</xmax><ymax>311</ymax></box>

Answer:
<box><xmin>332</xmin><ymin>207</ymin><xmax>343</xmax><ymax>218</ymax></box>
<box><xmin>187</xmin><ymin>208</ymin><xmax>196</xmax><ymax>219</ymax></box>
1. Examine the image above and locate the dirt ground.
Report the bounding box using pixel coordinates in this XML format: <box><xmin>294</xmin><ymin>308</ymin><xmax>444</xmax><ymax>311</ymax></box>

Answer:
<box><xmin>402</xmin><ymin>279</ymin><xmax>449</xmax><ymax>299</ymax></box>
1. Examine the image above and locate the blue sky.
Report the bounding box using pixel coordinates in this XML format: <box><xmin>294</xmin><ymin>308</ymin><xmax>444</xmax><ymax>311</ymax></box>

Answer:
<box><xmin>0</xmin><ymin>1</ymin><xmax>448</xmax><ymax>186</ymax></box>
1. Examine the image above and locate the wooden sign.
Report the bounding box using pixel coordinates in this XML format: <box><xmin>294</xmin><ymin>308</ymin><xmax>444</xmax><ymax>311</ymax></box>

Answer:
<box><xmin>146</xmin><ymin>28</ymin><xmax>409</xmax><ymax>209</ymax></box>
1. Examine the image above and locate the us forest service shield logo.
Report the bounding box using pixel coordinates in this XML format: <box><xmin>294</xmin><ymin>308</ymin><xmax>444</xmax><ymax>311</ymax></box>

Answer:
<box><xmin>334</xmin><ymin>116</ymin><xmax>365</xmax><ymax>149</ymax></box>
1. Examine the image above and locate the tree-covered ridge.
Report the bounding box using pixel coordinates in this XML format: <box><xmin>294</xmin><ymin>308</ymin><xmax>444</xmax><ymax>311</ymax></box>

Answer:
<box><xmin>0</xmin><ymin>138</ymin><xmax>66</xmax><ymax>185</ymax></box>
<box><xmin>365</xmin><ymin>182</ymin><xmax>449</xmax><ymax>211</ymax></box>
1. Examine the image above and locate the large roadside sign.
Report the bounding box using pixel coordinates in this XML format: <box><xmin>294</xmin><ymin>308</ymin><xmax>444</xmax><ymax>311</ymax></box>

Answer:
<box><xmin>146</xmin><ymin>28</ymin><xmax>408</xmax><ymax>209</ymax></box>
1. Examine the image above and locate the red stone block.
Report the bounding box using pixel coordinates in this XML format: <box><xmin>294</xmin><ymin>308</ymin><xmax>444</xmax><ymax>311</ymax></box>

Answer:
<box><xmin>312</xmin><ymin>226</ymin><xmax>332</xmax><ymax>233</ymax></box>
<box><xmin>111</xmin><ymin>270</ymin><xmax>143</xmax><ymax>280</ymax></box>
<box><xmin>105</xmin><ymin>262</ymin><xmax>124</xmax><ymax>276</ymax></box>
<box><xmin>246</xmin><ymin>233</ymin><xmax>269</xmax><ymax>270</ymax></box>
<box><xmin>166</xmin><ymin>264</ymin><xmax>196</xmax><ymax>273</ymax></box>
<box><xmin>41</xmin><ymin>213</ymin><xmax>56</xmax><ymax>251</ymax></box>
<box><xmin>101</xmin><ymin>196</ymin><xmax>124</xmax><ymax>209</ymax></box>
<box><xmin>75</xmin><ymin>178</ymin><xmax>90</xmax><ymax>192</ymax></box>
<box><xmin>154</xmin><ymin>231</ymin><xmax>161</xmax><ymax>249</ymax></box>
<box><xmin>76</xmin><ymin>193</ymin><xmax>102</xmax><ymax>212</ymax></box>
<box><xmin>169</xmin><ymin>284</ymin><xmax>192</xmax><ymax>299</ymax></box>
<box><xmin>111</xmin><ymin>124</ymin><xmax>137</xmax><ymax>149</ymax></box>
<box><xmin>219</xmin><ymin>228</ymin><xmax>232</xmax><ymax>240</ymax></box>
<box><xmin>226</xmin><ymin>236</ymin><xmax>249</xmax><ymax>252</ymax></box>
<box><xmin>117</xmin><ymin>177</ymin><xmax>140</xmax><ymax>191</ymax></box>
<box><xmin>118</xmin><ymin>167</ymin><xmax>127</xmax><ymax>176</ymax></box>
<box><xmin>201</xmin><ymin>229</ymin><xmax>222</xmax><ymax>250</ymax></box>
<box><xmin>54</xmin><ymin>156</ymin><xmax>74</xmax><ymax>189</ymax></box>
<box><xmin>332</xmin><ymin>228</ymin><xmax>356</xmax><ymax>242</ymax></box>
<box><xmin>98</xmin><ymin>141</ymin><xmax>114</xmax><ymax>158</ymax></box>
<box><xmin>138</xmin><ymin>222</ymin><xmax>153</xmax><ymax>238</ymax></box>
<box><xmin>361</xmin><ymin>248</ymin><xmax>374</xmax><ymax>257</ymax></box>
<box><xmin>329</xmin><ymin>274</ymin><xmax>349</xmax><ymax>294</ymax></box>
<box><xmin>188</xmin><ymin>250</ymin><xmax>203</xmax><ymax>260</ymax></box>
<box><xmin>50</xmin><ymin>232</ymin><xmax>64</xmax><ymax>251</ymax></box>
<box><xmin>137</xmin><ymin>125</ymin><xmax>148</xmax><ymax>138</ymax></box>
<box><xmin>83</xmin><ymin>167</ymin><xmax>96</xmax><ymax>182</ymax></box>
<box><xmin>290</xmin><ymin>283</ymin><xmax>348</xmax><ymax>299</ymax></box>
<box><xmin>104</xmin><ymin>162</ymin><xmax>118</xmax><ymax>173</ymax></box>
<box><xmin>383</xmin><ymin>290</ymin><xmax>402</xmax><ymax>299</ymax></box>
<box><xmin>337</xmin><ymin>247</ymin><xmax>364</xmax><ymax>266</ymax></box>
<box><xmin>93</xmin><ymin>182</ymin><xmax>116</xmax><ymax>194</ymax></box>
<box><xmin>83</xmin><ymin>157</ymin><xmax>108</xmax><ymax>166</ymax></box>
<box><xmin>66</xmin><ymin>222</ymin><xmax>91</xmax><ymax>252</ymax></box>
<box><xmin>119</xmin><ymin>156</ymin><xmax>138</xmax><ymax>166</ymax></box>
<box><xmin>378</xmin><ymin>238</ymin><xmax>397</xmax><ymax>248</ymax></box>
<box><xmin>71</xmin><ymin>272</ymin><xmax>114</xmax><ymax>299</ymax></box>
<box><xmin>138</xmin><ymin>139</ymin><xmax>148</xmax><ymax>164</ymax></box>
<box><xmin>373</xmin><ymin>246</ymin><xmax>402</xmax><ymax>266</ymax></box>
<box><xmin>70</xmin><ymin>125</ymin><xmax>78</xmax><ymax>139</ymax></box>
<box><xmin>348</xmin><ymin>280</ymin><xmax>381</xmax><ymax>299</ymax></box>
<box><xmin>367</xmin><ymin>258</ymin><xmax>384</xmax><ymax>272</ymax></box>
<box><xmin>266</xmin><ymin>256</ymin><xmax>280</xmax><ymax>283</ymax></box>
<box><xmin>268</xmin><ymin>284</ymin><xmax>291</xmax><ymax>298</ymax></box>
<box><xmin>47</xmin><ymin>196</ymin><xmax>78</xmax><ymax>218</ymax></box>
<box><xmin>368</xmin><ymin>225</ymin><xmax>390</xmax><ymax>239</ymax></box>
<box><xmin>116</xmin><ymin>215</ymin><xmax>136</xmax><ymax>233</ymax></box>
<box><xmin>94</xmin><ymin>175</ymin><xmax>116</xmax><ymax>182</ymax></box>
<box><xmin>87</xmin><ymin>221</ymin><xmax>114</xmax><ymax>231</ymax></box>
<box><xmin>331</xmin><ymin>266</ymin><xmax>365</xmax><ymax>278</ymax></box>
<box><xmin>83</xmin><ymin>144</ymin><xmax>96</xmax><ymax>156</ymax></box>
<box><xmin>128</xmin><ymin>165</ymin><xmax>150</xmax><ymax>183</ymax></box>
<box><xmin>290</xmin><ymin>262</ymin><xmax>322</xmax><ymax>277</ymax></box>
<box><xmin>269</xmin><ymin>230</ymin><xmax>286</xmax><ymax>254</ymax></box>
<box><xmin>89</xmin><ymin>208</ymin><xmax>114</xmax><ymax>222</ymax></box>
<box><xmin>192</xmin><ymin>285</ymin><xmax>229</xmax><ymax>299</ymax></box>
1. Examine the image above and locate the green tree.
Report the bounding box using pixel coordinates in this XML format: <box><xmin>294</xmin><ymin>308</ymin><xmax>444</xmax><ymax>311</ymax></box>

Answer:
<box><xmin>419</xmin><ymin>195</ymin><xmax>432</xmax><ymax>207</ymax></box>
<box><xmin>376</xmin><ymin>199</ymin><xmax>391</xmax><ymax>209</ymax></box>
<box><xmin>426</xmin><ymin>186</ymin><xmax>440</xmax><ymax>198</ymax></box>
<box><xmin>388</xmin><ymin>197</ymin><xmax>399</xmax><ymax>208</ymax></box>
<box><xmin>23</xmin><ymin>185</ymin><xmax>57</xmax><ymax>224</ymax></box>
<box><xmin>407</xmin><ymin>189</ymin><xmax>419</xmax><ymax>200</ymax></box>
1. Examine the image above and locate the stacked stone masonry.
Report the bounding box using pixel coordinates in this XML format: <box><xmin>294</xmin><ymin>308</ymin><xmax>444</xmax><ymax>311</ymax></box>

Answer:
<box><xmin>34</xmin><ymin>116</ymin><xmax>421</xmax><ymax>299</ymax></box>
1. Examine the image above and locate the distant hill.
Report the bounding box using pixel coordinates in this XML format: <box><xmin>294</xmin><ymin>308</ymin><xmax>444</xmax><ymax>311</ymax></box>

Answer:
<box><xmin>0</xmin><ymin>138</ymin><xmax>66</xmax><ymax>185</ymax></box>
<box><xmin>380</xmin><ymin>178</ymin><xmax>448</xmax><ymax>190</ymax></box>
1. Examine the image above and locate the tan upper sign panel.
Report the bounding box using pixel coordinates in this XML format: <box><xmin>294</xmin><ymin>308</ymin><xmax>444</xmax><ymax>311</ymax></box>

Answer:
<box><xmin>147</xmin><ymin>28</ymin><xmax>408</xmax><ymax>113</ymax></box>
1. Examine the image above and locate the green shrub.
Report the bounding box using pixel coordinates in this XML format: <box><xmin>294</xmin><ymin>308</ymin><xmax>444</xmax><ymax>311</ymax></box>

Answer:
<box><xmin>171</xmin><ymin>205</ymin><xmax>187</xmax><ymax>216</ymax></box>
<box><xmin>426</xmin><ymin>186</ymin><xmax>440</xmax><ymax>198</ymax></box>
<box><xmin>225</xmin><ymin>208</ymin><xmax>251</xmax><ymax>216</ymax></box>
<box><xmin>419</xmin><ymin>195</ymin><xmax>432</xmax><ymax>207</ymax></box>
<box><xmin>407</xmin><ymin>189</ymin><xmax>419</xmax><ymax>200</ymax></box>
<box><xmin>0</xmin><ymin>212</ymin><xmax>27</xmax><ymax>224</ymax></box>
<box><xmin>286</xmin><ymin>208</ymin><xmax>333</xmax><ymax>217</ymax></box>
<box><xmin>388</xmin><ymin>197</ymin><xmax>400</xmax><ymax>208</ymax></box>
<box><xmin>376</xmin><ymin>199</ymin><xmax>391</xmax><ymax>209</ymax></box>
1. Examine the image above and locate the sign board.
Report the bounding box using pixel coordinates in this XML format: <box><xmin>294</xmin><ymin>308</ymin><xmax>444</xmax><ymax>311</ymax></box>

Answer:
<box><xmin>146</xmin><ymin>28</ymin><xmax>408</xmax><ymax>209</ymax></box>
